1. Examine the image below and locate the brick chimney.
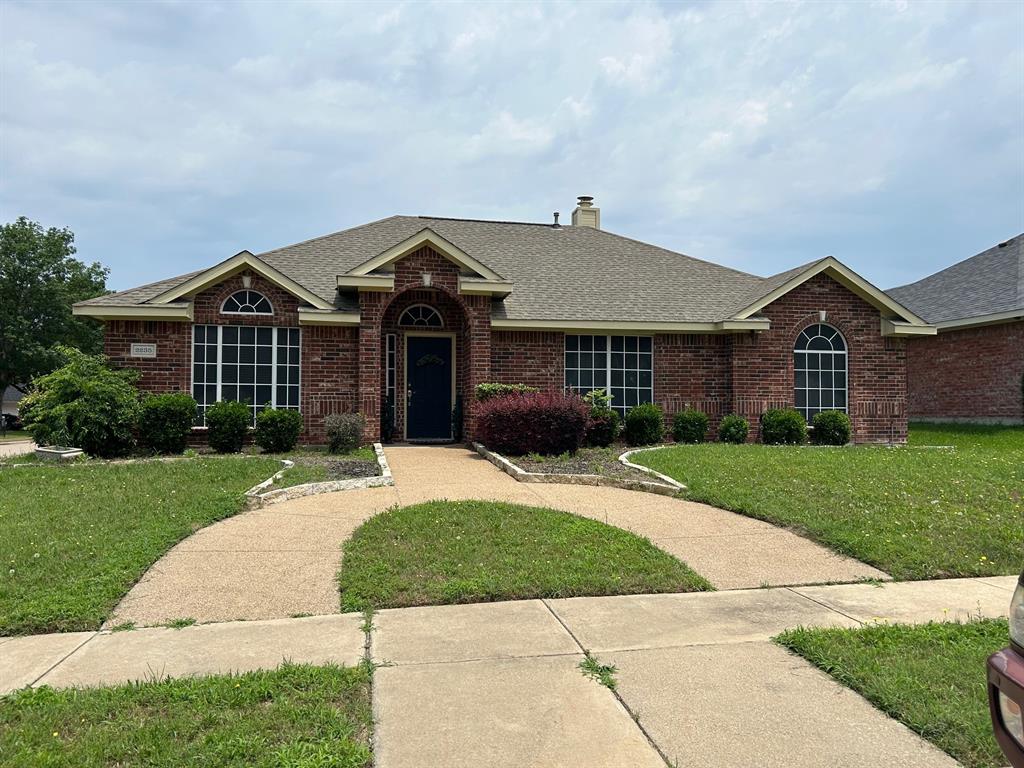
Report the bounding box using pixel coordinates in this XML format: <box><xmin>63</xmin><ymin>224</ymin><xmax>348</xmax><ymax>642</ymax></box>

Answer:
<box><xmin>571</xmin><ymin>195</ymin><xmax>600</xmax><ymax>229</ymax></box>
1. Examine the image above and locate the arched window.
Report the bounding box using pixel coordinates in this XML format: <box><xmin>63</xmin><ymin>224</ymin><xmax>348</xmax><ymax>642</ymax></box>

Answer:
<box><xmin>794</xmin><ymin>323</ymin><xmax>847</xmax><ymax>421</ymax></box>
<box><xmin>222</xmin><ymin>290</ymin><xmax>273</xmax><ymax>315</ymax></box>
<box><xmin>398</xmin><ymin>304</ymin><xmax>443</xmax><ymax>328</ymax></box>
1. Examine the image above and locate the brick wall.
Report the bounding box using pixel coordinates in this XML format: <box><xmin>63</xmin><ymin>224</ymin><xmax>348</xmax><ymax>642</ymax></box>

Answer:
<box><xmin>490</xmin><ymin>331</ymin><xmax>564</xmax><ymax>391</ymax></box>
<box><xmin>905</xmin><ymin>320</ymin><xmax>1024</xmax><ymax>423</ymax></box>
<box><xmin>653</xmin><ymin>334</ymin><xmax>732</xmax><ymax>438</ymax></box>
<box><xmin>104</xmin><ymin>320</ymin><xmax>190</xmax><ymax>394</ymax></box>
<box><xmin>732</xmin><ymin>273</ymin><xmax>907</xmax><ymax>443</ymax></box>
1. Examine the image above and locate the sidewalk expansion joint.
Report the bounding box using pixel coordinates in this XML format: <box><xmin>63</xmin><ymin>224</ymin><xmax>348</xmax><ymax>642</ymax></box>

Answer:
<box><xmin>29</xmin><ymin>631</ymin><xmax>98</xmax><ymax>688</ymax></box>
<box><xmin>784</xmin><ymin>586</ymin><xmax>865</xmax><ymax>626</ymax></box>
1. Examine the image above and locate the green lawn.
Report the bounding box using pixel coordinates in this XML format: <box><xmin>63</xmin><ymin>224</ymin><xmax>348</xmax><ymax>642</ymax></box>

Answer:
<box><xmin>338</xmin><ymin>500</ymin><xmax>712</xmax><ymax>612</ymax></box>
<box><xmin>0</xmin><ymin>663</ymin><xmax>372</xmax><ymax>768</ymax></box>
<box><xmin>634</xmin><ymin>423</ymin><xmax>1024</xmax><ymax>580</ymax></box>
<box><xmin>0</xmin><ymin>457</ymin><xmax>283</xmax><ymax>635</ymax></box>
<box><xmin>777</xmin><ymin>620</ymin><xmax>1008</xmax><ymax>768</ymax></box>
<box><xmin>0</xmin><ymin>430</ymin><xmax>29</xmax><ymax>444</ymax></box>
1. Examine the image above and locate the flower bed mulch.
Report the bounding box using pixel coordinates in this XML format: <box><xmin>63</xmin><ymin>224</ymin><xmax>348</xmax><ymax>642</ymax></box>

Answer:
<box><xmin>513</xmin><ymin>446</ymin><xmax>653</xmax><ymax>483</ymax></box>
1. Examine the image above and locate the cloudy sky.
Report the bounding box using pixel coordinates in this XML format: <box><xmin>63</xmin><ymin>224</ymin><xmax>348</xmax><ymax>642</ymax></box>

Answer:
<box><xmin>1</xmin><ymin>0</ymin><xmax>1022</xmax><ymax>293</ymax></box>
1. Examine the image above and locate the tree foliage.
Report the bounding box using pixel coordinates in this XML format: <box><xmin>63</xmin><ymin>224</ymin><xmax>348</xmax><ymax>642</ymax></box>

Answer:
<box><xmin>0</xmin><ymin>217</ymin><xmax>108</xmax><ymax>396</ymax></box>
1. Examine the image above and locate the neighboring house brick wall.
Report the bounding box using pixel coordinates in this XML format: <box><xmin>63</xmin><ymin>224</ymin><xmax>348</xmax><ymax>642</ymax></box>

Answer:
<box><xmin>905</xmin><ymin>320</ymin><xmax>1024</xmax><ymax>423</ymax></box>
<box><xmin>731</xmin><ymin>273</ymin><xmax>907</xmax><ymax>444</ymax></box>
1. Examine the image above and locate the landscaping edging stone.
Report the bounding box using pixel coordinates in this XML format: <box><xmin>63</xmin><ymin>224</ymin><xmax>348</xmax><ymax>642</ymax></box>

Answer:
<box><xmin>472</xmin><ymin>442</ymin><xmax>685</xmax><ymax>496</ymax></box>
<box><xmin>617</xmin><ymin>446</ymin><xmax>689</xmax><ymax>492</ymax></box>
<box><xmin>246</xmin><ymin>443</ymin><xmax>394</xmax><ymax>507</ymax></box>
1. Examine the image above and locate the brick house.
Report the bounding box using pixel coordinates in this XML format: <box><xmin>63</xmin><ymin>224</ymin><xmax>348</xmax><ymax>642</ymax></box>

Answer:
<box><xmin>74</xmin><ymin>197</ymin><xmax>934</xmax><ymax>444</ymax></box>
<box><xmin>890</xmin><ymin>235</ymin><xmax>1023</xmax><ymax>424</ymax></box>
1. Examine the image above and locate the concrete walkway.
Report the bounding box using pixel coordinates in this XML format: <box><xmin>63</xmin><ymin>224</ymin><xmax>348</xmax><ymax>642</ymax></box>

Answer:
<box><xmin>3</xmin><ymin>576</ymin><xmax>1016</xmax><ymax>767</ymax></box>
<box><xmin>109</xmin><ymin>445</ymin><xmax>886</xmax><ymax>626</ymax></box>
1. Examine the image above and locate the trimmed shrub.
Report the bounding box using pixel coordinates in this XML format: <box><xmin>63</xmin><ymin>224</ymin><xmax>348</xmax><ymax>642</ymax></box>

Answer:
<box><xmin>254</xmin><ymin>407</ymin><xmax>304</xmax><ymax>453</ymax></box>
<box><xmin>623</xmin><ymin>402</ymin><xmax>664</xmax><ymax>446</ymax></box>
<box><xmin>474</xmin><ymin>382</ymin><xmax>539</xmax><ymax>401</ymax></box>
<box><xmin>139</xmin><ymin>393</ymin><xmax>197</xmax><ymax>455</ymax></box>
<box><xmin>760</xmin><ymin>408</ymin><xmax>807</xmax><ymax>445</ymax></box>
<box><xmin>325</xmin><ymin>412</ymin><xmax>365</xmax><ymax>454</ymax></box>
<box><xmin>673</xmin><ymin>408</ymin><xmax>709</xmax><ymax>444</ymax></box>
<box><xmin>583</xmin><ymin>389</ymin><xmax>619</xmax><ymax>447</ymax></box>
<box><xmin>811</xmin><ymin>410</ymin><xmax>852</xmax><ymax>445</ymax></box>
<box><xmin>205</xmin><ymin>400</ymin><xmax>251</xmax><ymax>453</ymax></box>
<box><xmin>476</xmin><ymin>391</ymin><xmax>588</xmax><ymax>456</ymax></box>
<box><xmin>20</xmin><ymin>346</ymin><xmax>140</xmax><ymax>458</ymax></box>
<box><xmin>718</xmin><ymin>414</ymin><xmax>749</xmax><ymax>444</ymax></box>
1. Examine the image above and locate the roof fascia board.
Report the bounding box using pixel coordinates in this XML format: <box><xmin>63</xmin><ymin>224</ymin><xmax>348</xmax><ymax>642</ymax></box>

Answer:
<box><xmin>880</xmin><ymin>319</ymin><xmax>937</xmax><ymax>337</ymax></box>
<box><xmin>348</xmin><ymin>228</ymin><xmax>505</xmax><ymax>281</ymax></box>
<box><xmin>457</xmin><ymin>276</ymin><xmax>514</xmax><ymax>297</ymax></box>
<box><xmin>336</xmin><ymin>274</ymin><xmax>395</xmax><ymax>292</ymax></box>
<box><xmin>150</xmin><ymin>251</ymin><xmax>334</xmax><ymax>310</ymax></box>
<box><xmin>297</xmin><ymin>308</ymin><xmax>361</xmax><ymax>326</ymax></box>
<box><xmin>491</xmin><ymin>318</ymin><xmax>771</xmax><ymax>333</ymax></box>
<box><xmin>734</xmin><ymin>258</ymin><xmax>930</xmax><ymax>326</ymax></box>
<box><xmin>934</xmin><ymin>309</ymin><xmax>1024</xmax><ymax>331</ymax></box>
<box><xmin>72</xmin><ymin>303</ymin><xmax>194</xmax><ymax>321</ymax></box>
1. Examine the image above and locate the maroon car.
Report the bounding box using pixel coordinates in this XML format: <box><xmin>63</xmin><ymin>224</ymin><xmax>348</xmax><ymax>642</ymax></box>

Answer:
<box><xmin>989</xmin><ymin>570</ymin><xmax>1024</xmax><ymax>767</ymax></box>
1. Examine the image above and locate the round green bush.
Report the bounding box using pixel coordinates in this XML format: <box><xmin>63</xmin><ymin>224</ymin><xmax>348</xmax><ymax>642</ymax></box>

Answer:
<box><xmin>205</xmin><ymin>400</ymin><xmax>251</xmax><ymax>453</ymax></box>
<box><xmin>673</xmin><ymin>408</ymin><xmax>709</xmax><ymax>444</ymax></box>
<box><xmin>139</xmin><ymin>393</ymin><xmax>196</xmax><ymax>455</ymax></box>
<box><xmin>718</xmin><ymin>414</ymin><xmax>749</xmax><ymax>444</ymax></box>
<box><xmin>474</xmin><ymin>382</ymin><xmax>539</xmax><ymax>401</ymax></box>
<box><xmin>325</xmin><ymin>412</ymin><xmax>365</xmax><ymax>454</ymax></box>
<box><xmin>20</xmin><ymin>346</ymin><xmax>140</xmax><ymax>458</ymax></box>
<box><xmin>623</xmin><ymin>402</ymin><xmax>664</xmax><ymax>446</ymax></box>
<box><xmin>254</xmin><ymin>407</ymin><xmax>304</xmax><ymax>453</ymax></box>
<box><xmin>760</xmin><ymin>408</ymin><xmax>807</xmax><ymax>445</ymax></box>
<box><xmin>585</xmin><ymin>409</ymin><xmax>620</xmax><ymax>447</ymax></box>
<box><xmin>811</xmin><ymin>410</ymin><xmax>852</xmax><ymax>445</ymax></box>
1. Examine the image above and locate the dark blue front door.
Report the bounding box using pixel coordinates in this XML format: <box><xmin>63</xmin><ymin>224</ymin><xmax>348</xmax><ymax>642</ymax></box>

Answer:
<box><xmin>406</xmin><ymin>335</ymin><xmax>453</xmax><ymax>441</ymax></box>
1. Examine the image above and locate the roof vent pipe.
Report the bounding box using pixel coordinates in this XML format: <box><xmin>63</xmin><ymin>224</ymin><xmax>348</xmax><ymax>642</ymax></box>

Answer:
<box><xmin>571</xmin><ymin>195</ymin><xmax>600</xmax><ymax>229</ymax></box>
<box><xmin>552</xmin><ymin>212</ymin><xmax>560</xmax><ymax>227</ymax></box>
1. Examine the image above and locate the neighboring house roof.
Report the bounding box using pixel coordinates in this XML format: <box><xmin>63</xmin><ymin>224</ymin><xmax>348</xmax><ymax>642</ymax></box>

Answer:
<box><xmin>889</xmin><ymin>235</ymin><xmax>1024</xmax><ymax>328</ymax></box>
<box><xmin>75</xmin><ymin>214</ymin><xmax>930</xmax><ymax>333</ymax></box>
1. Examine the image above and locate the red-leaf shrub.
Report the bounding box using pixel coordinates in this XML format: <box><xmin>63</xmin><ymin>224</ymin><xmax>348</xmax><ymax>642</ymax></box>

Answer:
<box><xmin>476</xmin><ymin>391</ymin><xmax>589</xmax><ymax>456</ymax></box>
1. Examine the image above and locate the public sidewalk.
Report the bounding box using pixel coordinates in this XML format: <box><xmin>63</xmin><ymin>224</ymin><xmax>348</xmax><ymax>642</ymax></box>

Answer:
<box><xmin>3</xmin><ymin>575</ymin><xmax>1015</xmax><ymax>767</ymax></box>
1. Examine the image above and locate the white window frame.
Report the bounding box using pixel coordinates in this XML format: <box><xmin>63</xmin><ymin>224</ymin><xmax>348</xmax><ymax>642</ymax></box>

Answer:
<box><xmin>220</xmin><ymin>289</ymin><xmax>274</xmax><ymax>316</ymax></box>
<box><xmin>793</xmin><ymin>323</ymin><xmax>848</xmax><ymax>421</ymax></box>
<box><xmin>398</xmin><ymin>303</ymin><xmax>444</xmax><ymax>328</ymax></box>
<box><xmin>564</xmin><ymin>334</ymin><xmax>654</xmax><ymax>416</ymax></box>
<box><xmin>191</xmin><ymin>324</ymin><xmax>301</xmax><ymax>425</ymax></box>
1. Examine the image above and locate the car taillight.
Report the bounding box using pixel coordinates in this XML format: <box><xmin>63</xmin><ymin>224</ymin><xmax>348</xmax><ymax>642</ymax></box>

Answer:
<box><xmin>1000</xmin><ymin>691</ymin><xmax>1024</xmax><ymax>746</ymax></box>
<box><xmin>1011</xmin><ymin>578</ymin><xmax>1024</xmax><ymax>651</ymax></box>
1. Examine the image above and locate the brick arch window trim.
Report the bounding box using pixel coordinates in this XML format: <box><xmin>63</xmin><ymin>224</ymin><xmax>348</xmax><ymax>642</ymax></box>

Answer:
<box><xmin>221</xmin><ymin>289</ymin><xmax>274</xmax><ymax>315</ymax></box>
<box><xmin>398</xmin><ymin>303</ymin><xmax>444</xmax><ymax>328</ymax></box>
<box><xmin>793</xmin><ymin>323</ymin><xmax>848</xmax><ymax>421</ymax></box>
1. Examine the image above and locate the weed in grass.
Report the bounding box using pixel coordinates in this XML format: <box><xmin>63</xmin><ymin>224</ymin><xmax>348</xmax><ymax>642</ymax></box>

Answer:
<box><xmin>579</xmin><ymin>654</ymin><xmax>618</xmax><ymax>690</ymax></box>
<box><xmin>165</xmin><ymin>617</ymin><xmax>196</xmax><ymax>630</ymax></box>
<box><xmin>108</xmin><ymin>622</ymin><xmax>135</xmax><ymax>632</ymax></box>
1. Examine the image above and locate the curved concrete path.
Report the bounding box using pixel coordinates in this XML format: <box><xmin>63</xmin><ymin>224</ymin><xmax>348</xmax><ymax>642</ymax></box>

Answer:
<box><xmin>109</xmin><ymin>445</ymin><xmax>887</xmax><ymax>627</ymax></box>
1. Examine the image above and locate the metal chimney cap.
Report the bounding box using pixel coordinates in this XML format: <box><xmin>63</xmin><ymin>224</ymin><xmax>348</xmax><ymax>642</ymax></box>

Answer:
<box><xmin>576</xmin><ymin>195</ymin><xmax>594</xmax><ymax>207</ymax></box>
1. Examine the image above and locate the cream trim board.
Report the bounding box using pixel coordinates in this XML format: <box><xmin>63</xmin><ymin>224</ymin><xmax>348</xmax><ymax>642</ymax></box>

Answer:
<box><xmin>934</xmin><ymin>310</ymin><xmax>1024</xmax><ymax>331</ymax></box>
<box><xmin>881</xmin><ymin>319</ymin><xmax>938</xmax><ymax>337</ymax></box>
<box><xmin>491</xmin><ymin>318</ymin><xmax>771</xmax><ymax>333</ymax></box>
<box><xmin>349</xmin><ymin>228</ymin><xmax>505</xmax><ymax>281</ymax></box>
<box><xmin>150</xmin><ymin>250</ymin><xmax>334</xmax><ymax>310</ymax></box>
<box><xmin>336</xmin><ymin>274</ymin><xmax>395</xmax><ymax>291</ymax></box>
<box><xmin>402</xmin><ymin>331</ymin><xmax>457</xmax><ymax>441</ymax></box>
<box><xmin>457</xmin><ymin>276</ymin><xmax>514</xmax><ymax>297</ymax></box>
<box><xmin>297</xmin><ymin>308</ymin><xmax>361</xmax><ymax>326</ymax></box>
<box><xmin>732</xmin><ymin>257</ymin><xmax>929</xmax><ymax>326</ymax></box>
<box><xmin>72</xmin><ymin>303</ymin><xmax>194</xmax><ymax>321</ymax></box>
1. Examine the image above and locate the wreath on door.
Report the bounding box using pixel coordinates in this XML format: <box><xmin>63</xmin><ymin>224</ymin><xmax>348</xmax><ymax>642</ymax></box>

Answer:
<box><xmin>416</xmin><ymin>354</ymin><xmax>445</xmax><ymax>367</ymax></box>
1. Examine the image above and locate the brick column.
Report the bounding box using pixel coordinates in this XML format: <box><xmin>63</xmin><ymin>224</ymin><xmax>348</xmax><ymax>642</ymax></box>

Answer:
<box><xmin>358</xmin><ymin>292</ymin><xmax>386</xmax><ymax>443</ymax></box>
<box><xmin>462</xmin><ymin>295</ymin><xmax>491</xmax><ymax>441</ymax></box>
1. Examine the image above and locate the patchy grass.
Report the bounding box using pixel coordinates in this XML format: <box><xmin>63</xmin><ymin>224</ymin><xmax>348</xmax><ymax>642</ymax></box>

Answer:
<box><xmin>777</xmin><ymin>620</ymin><xmax>1008</xmax><ymax>768</ymax></box>
<box><xmin>0</xmin><ymin>457</ymin><xmax>282</xmax><ymax>635</ymax></box>
<box><xmin>0</xmin><ymin>430</ymin><xmax>28</xmax><ymax>444</ymax></box>
<box><xmin>0</xmin><ymin>663</ymin><xmax>372</xmax><ymax>768</ymax></box>
<box><xmin>338</xmin><ymin>500</ymin><xmax>711</xmax><ymax>612</ymax></box>
<box><xmin>634</xmin><ymin>424</ymin><xmax>1023</xmax><ymax>580</ymax></box>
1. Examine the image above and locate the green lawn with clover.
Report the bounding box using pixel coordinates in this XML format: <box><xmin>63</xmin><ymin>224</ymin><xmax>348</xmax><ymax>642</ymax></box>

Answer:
<box><xmin>0</xmin><ymin>457</ymin><xmax>283</xmax><ymax>635</ymax></box>
<box><xmin>635</xmin><ymin>422</ymin><xmax>1023</xmax><ymax>580</ymax></box>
